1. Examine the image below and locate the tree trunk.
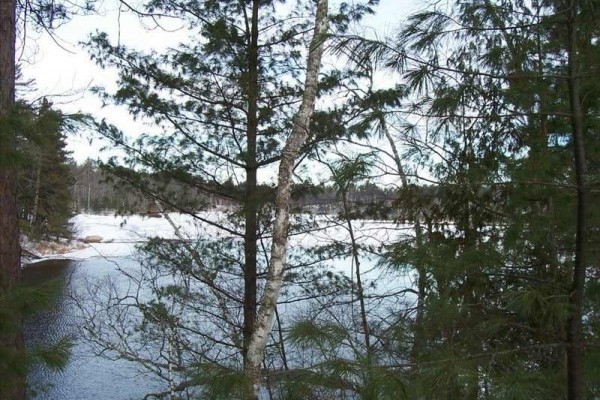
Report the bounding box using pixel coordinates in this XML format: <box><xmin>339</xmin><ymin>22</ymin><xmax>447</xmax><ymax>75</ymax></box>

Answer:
<box><xmin>245</xmin><ymin>0</ymin><xmax>328</xmax><ymax>396</ymax></box>
<box><xmin>341</xmin><ymin>188</ymin><xmax>371</xmax><ymax>359</ymax></box>
<box><xmin>0</xmin><ymin>0</ymin><xmax>25</xmax><ymax>396</ymax></box>
<box><xmin>565</xmin><ymin>0</ymin><xmax>587</xmax><ymax>399</ymax></box>
<box><xmin>87</xmin><ymin>181</ymin><xmax>91</xmax><ymax>211</ymax></box>
<box><xmin>382</xmin><ymin>122</ymin><xmax>426</xmax><ymax>359</ymax></box>
<box><xmin>242</xmin><ymin>0</ymin><xmax>260</xmax><ymax>397</ymax></box>
<box><xmin>31</xmin><ymin>156</ymin><xmax>42</xmax><ymax>226</ymax></box>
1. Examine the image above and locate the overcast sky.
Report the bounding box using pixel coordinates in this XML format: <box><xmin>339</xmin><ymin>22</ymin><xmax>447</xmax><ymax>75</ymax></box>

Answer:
<box><xmin>20</xmin><ymin>0</ymin><xmax>422</xmax><ymax>165</ymax></box>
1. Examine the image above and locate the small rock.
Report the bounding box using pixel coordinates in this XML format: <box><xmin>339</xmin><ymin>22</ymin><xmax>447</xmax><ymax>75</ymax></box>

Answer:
<box><xmin>83</xmin><ymin>235</ymin><xmax>103</xmax><ymax>243</ymax></box>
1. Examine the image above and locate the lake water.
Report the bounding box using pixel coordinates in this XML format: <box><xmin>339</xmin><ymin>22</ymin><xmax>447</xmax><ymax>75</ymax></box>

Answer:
<box><xmin>23</xmin><ymin>253</ymin><xmax>412</xmax><ymax>399</ymax></box>
<box><xmin>23</xmin><ymin>258</ymin><xmax>160</xmax><ymax>400</ymax></box>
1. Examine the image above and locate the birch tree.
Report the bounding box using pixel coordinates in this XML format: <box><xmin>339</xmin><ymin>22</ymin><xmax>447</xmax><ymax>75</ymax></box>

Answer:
<box><xmin>243</xmin><ymin>0</ymin><xmax>328</xmax><ymax>395</ymax></box>
<box><xmin>80</xmin><ymin>0</ymin><xmax>379</xmax><ymax>397</ymax></box>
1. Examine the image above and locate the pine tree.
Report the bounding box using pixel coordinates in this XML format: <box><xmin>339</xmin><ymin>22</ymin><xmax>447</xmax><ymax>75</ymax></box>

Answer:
<box><xmin>1</xmin><ymin>0</ymin><xmax>92</xmax><ymax>394</ymax></box>
<box><xmin>246</xmin><ymin>1</ymin><xmax>328</xmax><ymax>395</ymax></box>
<box><xmin>17</xmin><ymin>99</ymin><xmax>75</xmax><ymax>239</ymax></box>
<box><xmin>326</xmin><ymin>0</ymin><xmax>600</xmax><ymax>397</ymax></box>
<box><xmin>82</xmin><ymin>0</ymin><xmax>377</xmax><ymax>397</ymax></box>
<box><xmin>0</xmin><ymin>0</ymin><xmax>25</xmax><ymax>395</ymax></box>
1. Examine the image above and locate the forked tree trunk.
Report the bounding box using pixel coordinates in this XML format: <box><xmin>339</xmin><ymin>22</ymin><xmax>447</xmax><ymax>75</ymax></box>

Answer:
<box><xmin>244</xmin><ymin>0</ymin><xmax>328</xmax><ymax>396</ymax></box>
<box><xmin>0</xmin><ymin>0</ymin><xmax>25</xmax><ymax>396</ymax></box>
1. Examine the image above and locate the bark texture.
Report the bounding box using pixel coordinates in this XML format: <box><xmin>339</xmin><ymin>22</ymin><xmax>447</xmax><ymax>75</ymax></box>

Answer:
<box><xmin>243</xmin><ymin>0</ymin><xmax>260</xmax><ymax>369</ymax></box>
<box><xmin>245</xmin><ymin>0</ymin><xmax>328</xmax><ymax>395</ymax></box>
<box><xmin>0</xmin><ymin>0</ymin><xmax>25</xmax><ymax>396</ymax></box>
<box><xmin>565</xmin><ymin>0</ymin><xmax>587</xmax><ymax>398</ymax></box>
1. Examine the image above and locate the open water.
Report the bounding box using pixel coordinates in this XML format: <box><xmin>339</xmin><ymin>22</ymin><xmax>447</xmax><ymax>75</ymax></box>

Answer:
<box><xmin>23</xmin><ymin>258</ymin><xmax>159</xmax><ymax>400</ymax></box>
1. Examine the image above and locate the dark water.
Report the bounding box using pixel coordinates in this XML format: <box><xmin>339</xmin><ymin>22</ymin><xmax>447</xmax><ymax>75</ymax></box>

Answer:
<box><xmin>23</xmin><ymin>259</ymin><xmax>159</xmax><ymax>400</ymax></box>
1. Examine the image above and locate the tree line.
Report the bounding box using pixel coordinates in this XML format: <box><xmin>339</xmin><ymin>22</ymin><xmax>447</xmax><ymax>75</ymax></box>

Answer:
<box><xmin>71</xmin><ymin>161</ymin><xmax>400</xmax><ymax>216</ymax></box>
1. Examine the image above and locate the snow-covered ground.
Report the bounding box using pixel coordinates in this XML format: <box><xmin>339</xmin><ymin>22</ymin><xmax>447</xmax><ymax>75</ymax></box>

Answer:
<box><xmin>26</xmin><ymin>212</ymin><xmax>412</xmax><ymax>263</ymax></box>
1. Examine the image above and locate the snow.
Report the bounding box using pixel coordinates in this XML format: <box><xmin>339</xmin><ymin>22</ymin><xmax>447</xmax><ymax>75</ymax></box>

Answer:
<box><xmin>25</xmin><ymin>212</ymin><xmax>226</xmax><ymax>261</ymax></box>
<box><xmin>27</xmin><ymin>212</ymin><xmax>412</xmax><ymax>263</ymax></box>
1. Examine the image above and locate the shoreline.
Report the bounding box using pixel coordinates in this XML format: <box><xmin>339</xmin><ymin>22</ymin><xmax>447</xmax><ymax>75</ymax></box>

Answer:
<box><xmin>21</xmin><ymin>212</ymin><xmax>404</xmax><ymax>266</ymax></box>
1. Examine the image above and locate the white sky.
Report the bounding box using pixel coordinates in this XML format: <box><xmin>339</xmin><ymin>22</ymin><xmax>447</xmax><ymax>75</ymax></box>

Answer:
<box><xmin>20</xmin><ymin>0</ymin><xmax>422</xmax><ymax>167</ymax></box>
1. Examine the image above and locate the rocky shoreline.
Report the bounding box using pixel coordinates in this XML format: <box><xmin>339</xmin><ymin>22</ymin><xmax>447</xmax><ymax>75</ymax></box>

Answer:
<box><xmin>20</xmin><ymin>235</ymin><xmax>88</xmax><ymax>265</ymax></box>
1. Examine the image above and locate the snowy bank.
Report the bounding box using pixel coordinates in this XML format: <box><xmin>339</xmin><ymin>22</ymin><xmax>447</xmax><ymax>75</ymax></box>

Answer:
<box><xmin>25</xmin><ymin>212</ymin><xmax>410</xmax><ymax>263</ymax></box>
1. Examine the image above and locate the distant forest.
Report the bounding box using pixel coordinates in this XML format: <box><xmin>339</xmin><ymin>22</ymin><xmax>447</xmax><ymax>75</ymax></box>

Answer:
<box><xmin>70</xmin><ymin>160</ymin><xmax>403</xmax><ymax>218</ymax></box>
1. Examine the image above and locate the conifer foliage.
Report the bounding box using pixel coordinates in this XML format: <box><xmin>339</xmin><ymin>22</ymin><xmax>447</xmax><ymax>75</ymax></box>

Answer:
<box><xmin>16</xmin><ymin>99</ymin><xmax>75</xmax><ymax>239</ymax></box>
<box><xmin>325</xmin><ymin>0</ymin><xmax>600</xmax><ymax>398</ymax></box>
<box><xmin>81</xmin><ymin>0</ymin><xmax>377</xmax><ymax>397</ymax></box>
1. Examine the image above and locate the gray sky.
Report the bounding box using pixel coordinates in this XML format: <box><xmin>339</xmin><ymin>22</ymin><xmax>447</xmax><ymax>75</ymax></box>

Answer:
<box><xmin>21</xmin><ymin>0</ymin><xmax>421</xmax><ymax>164</ymax></box>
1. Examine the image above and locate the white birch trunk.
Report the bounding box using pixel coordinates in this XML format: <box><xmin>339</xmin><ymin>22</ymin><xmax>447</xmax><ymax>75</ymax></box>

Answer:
<box><xmin>245</xmin><ymin>0</ymin><xmax>328</xmax><ymax>395</ymax></box>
